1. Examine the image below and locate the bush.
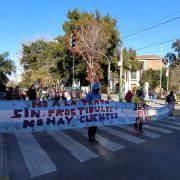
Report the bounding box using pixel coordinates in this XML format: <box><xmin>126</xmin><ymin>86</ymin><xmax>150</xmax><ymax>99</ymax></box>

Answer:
<box><xmin>101</xmin><ymin>84</ymin><xmax>108</xmax><ymax>94</ymax></box>
<box><xmin>176</xmin><ymin>93</ymin><xmax>180</xmax><ymax>101</ymax></box>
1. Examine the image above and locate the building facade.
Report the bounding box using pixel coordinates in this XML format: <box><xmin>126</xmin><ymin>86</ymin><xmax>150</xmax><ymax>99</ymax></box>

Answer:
<box><xmin>124</xmin><ymin>55</ymin><xmax>166</xmax><ymax>95</ymax></box>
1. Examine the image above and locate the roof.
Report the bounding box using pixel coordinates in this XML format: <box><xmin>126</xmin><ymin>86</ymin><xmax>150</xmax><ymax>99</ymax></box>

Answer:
<box><xmin>136</xmin><ymin>55</ymin><xmax>161</xmax><ymax>60</ymax></box>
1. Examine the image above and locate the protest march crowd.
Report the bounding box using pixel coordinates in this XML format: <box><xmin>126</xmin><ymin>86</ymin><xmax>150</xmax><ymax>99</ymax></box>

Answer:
<box><xmin>0</xmin><ymin>81</ymin><xmax>176</xmax><ymax>145</ymax></box>
<box><xmin>0</xmin><ymin>83</ymin><xmax>88</xmax><ymax>101</ymax></box>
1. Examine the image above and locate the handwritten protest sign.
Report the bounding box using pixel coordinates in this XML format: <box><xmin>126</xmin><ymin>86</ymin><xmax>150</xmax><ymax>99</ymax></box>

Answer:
<box><xmin>0</xmin><ymin>100</ymin><xmax>173</xmax><ymax>132</ymax></box>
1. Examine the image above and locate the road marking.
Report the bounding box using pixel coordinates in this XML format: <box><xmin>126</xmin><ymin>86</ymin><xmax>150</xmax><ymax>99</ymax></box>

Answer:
<box><xmin>158</xmin><ymin>120</ymin><xmax>180</xmax><ymax>126</ymax></box>
<box><xmin>0</xmin><ymin>134</ymin><xmax>3</xmax><ymax>177</ymax></box>
<box><xmin>143</xmin><ymin>125</ymin><xmax>173</xmax><ymax>133</ymax></box>
<box><xmin>15</xmin><ymin>132</ymin><xmax>57</xmax><ymax>178</ymax></box>
<box><xmin>99</xmin><ymin>126</ymin><xmax>146</xmax><ymax>144</ymax></box>
<box><xmin>76</xmin><ymin>128</ymin><xmax>125</xmax><ymax>151</ymax></box>
<box><xmin>48</xmin><ymin>131</ymin><xmax>98</xmax><ymax>162</ymax></box>
<box><xmin>154</xmin><ymin>122</ymin><xmax>180</xmax><ymax>130</ymax></box>
<box><xmin>122</xmin><ymin>126</ymin><xmax>161</xmax><ymax>139</ymax></box>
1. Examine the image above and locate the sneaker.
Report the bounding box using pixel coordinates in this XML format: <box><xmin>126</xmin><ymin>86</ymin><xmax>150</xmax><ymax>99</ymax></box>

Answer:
<box><xmin>88</xmin><ymin>139</ymin><xmax>94</xmax><ymax>145</ymax></box>
<box><xmin>139</xmin><ymin>130</ymin><xmax>145</xmax><ymax>133</ymax></box>
<box><xmin>93</xmin><ymin>139</ymin><xmax>99</xmax><ymax>144</ymax></box>
<box><xmin>134</xmin><ymin>129</ymin><xmax>140</xmax><ymax>135</ymax></box>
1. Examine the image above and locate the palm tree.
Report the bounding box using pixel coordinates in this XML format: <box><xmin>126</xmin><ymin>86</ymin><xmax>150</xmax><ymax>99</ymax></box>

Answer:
<box><xmin>0</xmin><ymin>52</ymin><xmax>16</xmax><ymax>83</ymax></box>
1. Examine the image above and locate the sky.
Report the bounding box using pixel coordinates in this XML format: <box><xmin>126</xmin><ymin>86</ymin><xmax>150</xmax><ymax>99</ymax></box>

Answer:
<box><xmin>0</xmin><ymin>0</ymin><xmax>180</xmax><ymax>79</ymax></box>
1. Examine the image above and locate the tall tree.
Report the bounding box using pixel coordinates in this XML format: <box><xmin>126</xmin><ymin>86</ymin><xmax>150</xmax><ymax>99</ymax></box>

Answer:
<box><xmin>20</xmin><ymin>39</ymin><xmax>56</xmax><ymax>87</ymax></box>
<box><xmin>0</xmin><ymin>52</ymin><xmax>16</xmax><ymax>83</ymax></box>
<box><xmin>164</xmin><ymin>40</ymin><xmax>180</xmax><ymax>91</ymax></box>
<box><xmin>63</xmin><ymin>9</ymin><xmax>120</xmax><ymax>83</ymax></box>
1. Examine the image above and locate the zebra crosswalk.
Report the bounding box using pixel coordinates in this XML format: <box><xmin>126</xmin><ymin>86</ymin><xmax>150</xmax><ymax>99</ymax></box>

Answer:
<box><xmin>1</xmin><ymin>118</ymin><xmax>180</xmax><ymax>178</ymax></box>
<box><xmin>121</xmin><ymin>125</ymin><xmax>162</xmax><ymax>139</ymax></box>
<box><xmin>48</xmin><ymin>130</ymin><xmax>98</xmax><ymax>162</ymax></box>
<box><xmin>75</xmin><ymin>128</ymin><xmax>125</xmax><ymax>151</ymax></box>
<box><xmin>15</xmin><ymin>132</ymin><xmax>57</xmax><ymax>178</ymax></box>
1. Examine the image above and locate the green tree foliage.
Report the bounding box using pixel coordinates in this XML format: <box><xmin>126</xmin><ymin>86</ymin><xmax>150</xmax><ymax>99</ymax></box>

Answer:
<box><xmin>164</xmin><ymin>40</ymin><xmax>180</xmax><ymax>91</ymax></box>
<box><xmin>172</xmin><ymin>40</ymin><xmax>180</xmax><ymax>61</ymax></box>
<box><xmin>20</xmin><ymin>39</ymin><xmax>58</xmax><ymax>87</ymax></box>
<box><xmin>0</xmin><ymin>52</ymin><xmax>16</xmax><ymax>83</ymax></box>
<box><xmin>20</xmin><ymin>39</ymin><xmax>49</xmax><ymax>70</ymax></box>
<box><xmin>140</xmin><ymin>68</ymin><xmax>167</xmax><ymax>90</ymax></box>
<box><xmin>122</xmin><ymin>48</ymin><xmax>139</xmax><ymax>72</ymax></box>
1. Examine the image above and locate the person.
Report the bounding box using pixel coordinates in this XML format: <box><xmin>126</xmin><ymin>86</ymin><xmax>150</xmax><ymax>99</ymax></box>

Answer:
<box><xmin>0</xmin><ymin>82</ymin><xmax>6</xmax><ymax>100</ymax></box>
<box><xmin>132</xmin><ymin>89</ymin><xmax>146</xmax><ymax>134</ymax></box>
<box><xmin>165</xmin><ymin>91</ymin><xmax>176</xmax><ymax>119</ymax></box>
<box><xmin>86</xmin><ymin>82</ymin><xmax>101</xmax><ymax>145</ymax></box>
<box><xmin>125</xmin><ymin>90</ymin><xmax>134</xmax><ymax>102</ymax></box>
<box><xmin>13</xmin><ymin>86</ymin><xmax>21</xmax><ymax>100</ymax></box>
<box><xmin>40</xmin><ymin>87</ymin><xmax>48</xmax><ymax>100</ymax></box>
<box><xmin>5</xmin><ymin>87</ymin><xmax>14</xmax><ymax>100</ymax></box>
<box><xmin>27</xmin><ymin>85</ymin><xmax>37</xmax><ymax>100</ymax></box>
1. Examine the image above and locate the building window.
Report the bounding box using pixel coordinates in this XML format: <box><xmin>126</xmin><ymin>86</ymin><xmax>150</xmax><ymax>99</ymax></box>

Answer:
<box><xmin>131</xmin><ymin>71</ymin><xmax>137</xmax><ymax>80</ymax></box>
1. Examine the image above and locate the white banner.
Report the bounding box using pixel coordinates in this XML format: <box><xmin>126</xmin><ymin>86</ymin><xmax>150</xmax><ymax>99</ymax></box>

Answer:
<box><xmin>0</xmin><ymin>100</ymin><xmax>173</xmax><ymax>132</ymax></box>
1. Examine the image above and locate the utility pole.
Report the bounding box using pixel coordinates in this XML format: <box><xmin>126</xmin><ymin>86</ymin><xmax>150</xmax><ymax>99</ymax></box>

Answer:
<box><xmin>72</xmin><ymin>53</ymin><xmax>75</xmax><ymax>89</ymax></box>
<box><xmin>167</xmin><ymin>70</ymin><xmax>169</xmax><ymax>93</ymax></box>
<box><xmin>160</xmin><ymin>45</ymin><xmax>163</xmax><ymax>97</ymax></box>
<box><xmin>118</xmin><ymin>47</ymin><xmax>123</xmax><ymax>102</ymax></box>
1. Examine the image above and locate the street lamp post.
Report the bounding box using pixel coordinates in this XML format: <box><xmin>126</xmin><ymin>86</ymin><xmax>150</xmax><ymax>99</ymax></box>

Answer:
<box><xmin>118</xmin><ymin>47</ymin><xmax>123</xmax><ymax>102</ymax></box>
<box><xmin>72</xmin><ymin>53</ymin><xmax>75</xmax><ymax>89</ymax></box>
<box><xmin>129</xmin><ymin>65</ymin><xmax>132</xmax><ymax>91</ymax></box>
<box><xmin>160</xmin><ymin>45</ymin><xmax>163</xmax><ymax>97</ymax></box>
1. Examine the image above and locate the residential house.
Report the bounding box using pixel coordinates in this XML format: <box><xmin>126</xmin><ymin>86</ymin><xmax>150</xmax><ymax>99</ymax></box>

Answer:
<box><xmin>124</xmin><ymin>55</ymin><xmax>166</xmax><ymax>95</ymax></box>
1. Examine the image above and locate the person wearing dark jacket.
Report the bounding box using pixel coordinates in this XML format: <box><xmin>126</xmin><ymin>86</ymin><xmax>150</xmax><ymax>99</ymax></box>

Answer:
<box><xmin>0</xmin><ymin>82</ymin><xmax>6</xmax><ymax>100</ymax></box>
<box><xmin>165</xmin><ymin>91</ymin><xmax>176</xmax><ymax>119</ymax></box>
<box><xmin>86</xmin><ymin>82</ymin><xmax>101</xmax><ymax>145</ymax></box>
<box><xmin>125</xmin><ymin>90</ymin><xmax>134</xmax><ymax>102</ymax></box>
<box><xmin>27</xmin><ymin>85</ymin><xmax>37</xmax><ymax>100</ymax></box>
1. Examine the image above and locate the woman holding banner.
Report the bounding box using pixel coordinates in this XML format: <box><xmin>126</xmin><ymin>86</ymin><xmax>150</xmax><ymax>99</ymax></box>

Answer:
<box><xmin>165</xmin><ymin>91</ymin><xmax>176</xmax><ymax>119</ymax></box>
<box><xmin>132</xmin><ymin>89</ymin><xmax>146</xmax><ymax>134</ymax></box>
<box><xmin>86</xmin><ymin>81</ymin><xmax>101</xmax><ymax>145</ymax></box>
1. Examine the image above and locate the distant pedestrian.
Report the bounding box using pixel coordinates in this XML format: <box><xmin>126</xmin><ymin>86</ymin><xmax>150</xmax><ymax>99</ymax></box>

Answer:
<box><xmin>5</xmin><ymin>87</ymin><xmax>14</xmax><ymax>100</ymax></box>
<box><xmin>13</xmin><ymin>86</ymin><xmax>21</xmax><ymax>100</ymax></box>
<box><xmin>40</xmin><ymin>87</ymin><xmax>48</xmax><ymax>100</ymax></box>
<box><xmin>165</xmin><ymin>91</ymin><xmax>176</xmax><ymax>119</ymax></box>
<box><xmin>27</xmin><ymin>85</ymin><xmax>37</xmax><ymax>100</ymax></box>
<box><xmin>125</xmin><ymin>90</ymin><xmax>134</xmax><ymax>102</ymax></box>
<box><xmin>0</xmin><ymin>82</ymin><xmax>6</xmax><ymax>100</ymax></box>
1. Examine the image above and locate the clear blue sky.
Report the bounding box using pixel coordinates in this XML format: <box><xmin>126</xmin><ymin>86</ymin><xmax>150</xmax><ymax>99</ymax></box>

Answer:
<box><xmin>0</xmin><ymin>0</ymin><xmax>180</xmax><ymax>79</ymax></box>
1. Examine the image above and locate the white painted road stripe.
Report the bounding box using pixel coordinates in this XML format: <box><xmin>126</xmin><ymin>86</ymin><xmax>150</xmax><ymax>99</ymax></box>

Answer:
<box><xmin>99</xmin><ymin>126</ymin><xmax>146</xmax><ymax>144</ymax></box>
<box><xmin>122</xmin><ymin>126</ymin><xmax>161</xmax><ymax>139</ymax></box>
<box><xmin>15</xmin><ymin>132</ymin><xmax>57</xmax><ymax>178</ymax></box>
<box><xmin>0</xmin><ymin>134</ymin><xmax>3</xmax><ymax>177</ymax></box>
<box><xmin>76</xmin><ymin>128</ymin><xmax>125</xmax><ymax>151</ymax></box>
<box><xmin>143</xmin><ymin>125</ymin><xmax>173</xmax><ymax>133</ymax></box>
<box><xmin>158</xmin><ymin>120</ymin><xmax>180</xmax><ymax>126</ymax></box>
<box><xmin>48</xmin><ymin>131</ymin><xmax>98</xmax><ymax>162</ymax></box>
<box><xmin>154</xmin><ymin>122</ymin><xmax>180</xmax><ymax>130</ymax></box>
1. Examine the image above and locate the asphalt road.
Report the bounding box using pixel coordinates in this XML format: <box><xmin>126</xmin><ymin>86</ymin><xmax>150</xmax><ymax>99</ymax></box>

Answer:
<box><xmin>1</xmin><ymin>117</ymin><xmax>180</xmax><ymax>180</ymax></box>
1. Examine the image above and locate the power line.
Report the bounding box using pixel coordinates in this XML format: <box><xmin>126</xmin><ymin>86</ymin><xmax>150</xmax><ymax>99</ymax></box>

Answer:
<box><xmin>136</xmin><ymin>38</ymin><xmax>180</xmax><ymax>50</ymax></box>
<box><xmin>122</xmin><ymin>16</ymin><xmax>180</xmax><ymax>39</ymax></box>
<box><xmin>128</xmin><ymin>11</ymin><xmax>180</xmax><ymax>34</ymax></box>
